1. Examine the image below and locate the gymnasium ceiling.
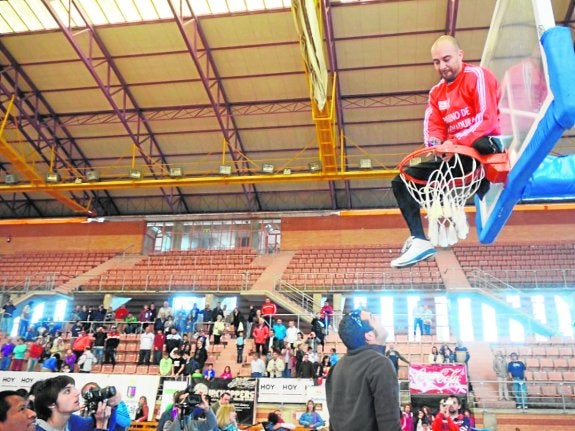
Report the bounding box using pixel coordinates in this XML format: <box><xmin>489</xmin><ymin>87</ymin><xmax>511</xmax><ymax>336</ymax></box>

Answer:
<box><xmin>0</xmin><ymin>0</ymin><xmax>574</xmax><ymax>219</ymax></box>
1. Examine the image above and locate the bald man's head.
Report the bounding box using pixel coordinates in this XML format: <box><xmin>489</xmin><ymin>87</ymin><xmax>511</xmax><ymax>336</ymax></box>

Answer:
<box><xmin>431</xmin><ymin>35</ymin><xmax>464</xmax><ymax>82</ymax></box>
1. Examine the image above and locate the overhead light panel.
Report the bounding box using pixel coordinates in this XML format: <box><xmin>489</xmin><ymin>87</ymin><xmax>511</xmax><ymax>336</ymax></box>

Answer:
<box><xmin>359</xmin><ymin>158</ymin><xmax>373</xmax><ymax>169</ymax></box>
<box><xmin>45</xmin><ymin>172</ymin><xmax>61</xmax><ymax>183</ymax></box>
<box><xmin>219</xmin><ymin>165</ymin><xmax>232</xmax><ymax>176</ymax></box>
<box><xmin>5</xmin><ymin>174</ymin><xmax>18</xmax><ymax>185</ymax></box>
<box><xmin>86</xmin><ymin>170</ymin><xmax>100</xmax><ymax>182</ymax></box>
<box><xmin>308</xmin><ymin>161</ymin><xmax>322</xmax><ymax>173</ymax></box>
<box><xmin>262</xmin><ymin>163</ymin><xmax>275</xmax><ymax>174</ymax></box>
<box><xmin>169</xmin><ymin>167</ymin><xmax>183</xmax><ymax>178</ymax></box>
<box><xmin>129</xmin><ymin>169</ymin><xmax>142</xmax><ymax>180</ymax></box>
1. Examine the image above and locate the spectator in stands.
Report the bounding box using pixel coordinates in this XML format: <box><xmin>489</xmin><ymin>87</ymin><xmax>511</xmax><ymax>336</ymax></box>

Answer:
<box><xmin>250</xmin><ymin>352</ymin><xmax>266</xmax><ymax>378</ymax></box>
<box><xmin>298</xmin><ymin>400</ymin><xmax>325</xmax><ymax>430</ymax></box>
<box><xmin>154</xmin><ymin>312</ymin><xmax>168</xmax><ymax>333</ymax></box>
<box><xmin>281</xmin><ymin>340</ymin><xmax>293</xmax><ymax>377</ymax></box>
<box><xmin>320</xmin><ymin>301</ymin><xmax>334</xmax><ymax>334</ymax></box>
<box><xmin>104</xmin><ymin>326</ymin><xmax>120</xmax><ymax>365</ymax></box>
<box><xmin>266</xmin><ymin>349</ymin><xmax>285</xmax><ymax>378</ymax></box>
<box><xmin>159</xmin><ymin>351</ymin><xmax>173</xmax><ymax>377</ymax></box>
<box><xmin>431</xmin><ymin>396</ymin><xmax>469</xmax><ymax>431</ymax></box>
<box><xmin>78</xmin><ymin>346</ymin><xmax>97</xmax><ymax>373</ymax></box>
<box><xmin>92</xmin><ymin>326</ymin><xmax>107</xmax><ymax>365</ymax></box>
<box><xmin>272</xmin><ymin>319</ymin><xmax>287</xmax><ymax>346</ymax></box>
<box><xmin>266</xmin><ymin>329</ymin><xmax>281</xmax><ymax>357</ymax></box>
<box><xmin>153</xmin><ymin>329</ymin><xmax>166</xmax><ymax>365</ymax></box>
<box><xmin>261</xmin><ymin>298</ymin><xmax>277</xmax><ymax>327</ymax></box>
<box><xmin>10</xmin><ymin>337</ymin><xmax>27</xmax><ymax>371</ymax></box>
<box><xmin>386</xmin><ymin>344</ymin><xmax>411</xmax><ymax>375</ymax></box>
<box><xmin>310</xmin><ymin>314</ymin><xmax>326</xmax><ymax>352</ymax></box>
<box><xmin>220</xmin><ymin>365</ymin><xmax>233</xmax><ymax>379</ymax></box>
<box><xmin>26</xmin><ymin>337</ymin><xmax>45</xmax><ymax>371</ymax></box>
<box><xmin>183</xmin><ymin>315</ymin><xmax>195</xmax><ymax>334</ymax></box>
<box><xmin>507</xmin><ymin>352</ymin><xmax>528</xmax><ymax>409</ymax></box>
<box><xmin>134</xmin><ymin>396</ymin><xmax>149</xmax><ymax>422</ymax></box>
<box><xmin>149</xmin><ymin>303</ymin><xmax>157</xmax><ymax>322</ymax></box>
<box><xmin>138</xmin><ymin>305</ymin><xmax>153</xmax><ymax>332</ymax></box>
<box><xmin>17</xmin><ymin>301</ymin><xmax>33</xmax><ymax>338</ymax></box>
<box><xmin>92</xmin><ymin>305</ymin><xmax>106</xmax><ymax>328</ymax></box>
<box><xmin>72</xmin><ymin>330</ymin><xmax>93</xmax><ymax>362</ymax></box>
<box><xmin>326</xmin><ymin>310</ymin><xmax>400</xmax><ymax>431</ymax></box>
<box><xmin>297</xmin><ymin>353</ymin><xmax>315</xmax><ymax>378</ymax></box>
<box><xmin>492</xmin><ymin>350</ymin><xmax>510</xmax><ymax>401</ymax></box>
<box><xmin>400</xmin><ymin>404</ymin><xmax>413</xmax><ymax>431</ymax></box>
<box><xmin>211</xmin><ymin>392</ymin><xmax>231</xmax><ymax>415</ymax></box>
<box><xmin>164</xmin><ymin>316</ymin><xmax>175</xmax><ymax>334</ymax></box>
<box><xmin>40</xmin><ymin>352</ymin><xmax>61</xmax><ymax>372</ymax></box>
<box><xmin>285</xmin><ymin>320</ymin><xmax>299</xmax><ymax>349</ymax></box>
<box><xmin>203</xmin><ymin>363</ymin><xmax>216</xmax><ymax>381</ymax></box>
<box><xmin>454</xmin><ymin>341</ymin><xmax>470</xmax><ymax>364</ymax></box>
<box><xmin>189</xmin><ymin>304</ymin><xmax>199</xmax><ymax>331</ymax></box>
<box><xmin>212</xmin><ymin>315</ymin><xmax>225</xmax><ymax>345</ymax></box>
<box><xmin>104</xmin><ymin>307</ymin><xmax>114</xmax><ymax>323</ymax></box>
<box><xmin>305</xmin><ymin>331</ymin><xmax>321</xmax><ymax>355</ymax></box>
<box><xmin>413</xmin><ymin>303</ymin><xmax>425</xmax><ymax>337</ymax></box>
<box><xmin>246</xmin><ymin>306</ymin><xmax>257</xmax><ymax>339</ymax></box>
<box><xmin>70</xmin><ymin>320</ymin><xmax>84</xmax><ymax>338</ymax></box>
<box><xmin>253</xmin><ymin>318</ymin><xmax>270</xmax><ymax>356</ymax></box>
<box><xmin>236</xmin><ymin>331</ymin><xmax>245</xmax><ymax>364</ymax></box>
<box><xmin>440</xmin><ymin>344</ymin><xmax>455</xmax><ymax>363</ymax></box>
<box><xmin>64</xmin><ymin>349</ymin><xmax>76</xmax><ymax>371</ymax></box>
<box><xmin>165</xmin><ymin>327</ymin><xmax>183</xmax><ymax>353</ymax></box>
<box><xmin>158</xmin><ymin>301</ymin><xmax>173</xmax><ymax>319</ymax></box>
<box><xmin>413</xmin><ymin>409</ymin><xmax>430</xmax><ymax>431</ymax></box>
<box><xmin>264</xmin><ymin>411</ymin><xmax>294</xmax><ymax>431</ymax></box>
<box><xmin>428</xmin><ymin>346</ymin><xmax>444</xmax><ymax>364</ymax></box>
<box><xmin>192</xmin><ymin>338</ymin><xmax>208</xmax><ymax>371</ymax></box>
<box><xmin>317</xmin><ymin>355</ymin><xmax>331</xmax><ymax>381</ymax></box>
<box><xmin>231</xmin><ymin>308</ymin><xmax>245</xmax><ymax>338</ymax></box>
<box><xmin>114</xmin><ymin>304</ymin><xmax>129</xmax><ymax>331</ymax></box>
<box><xmin>1</xmin><ymin>299</ymin><xmax>16</xmax><ymax>335</ymax></box>
<box><xmin>422</xmin><ymin>305</ymin><xmax>434</xmax><ymax>336</ymax></box>
<box><xmin>215</xmin><ymin>404</ymin><xmax>239</xmax><ymax>431</ymax></box>
<box><xmin>168</xmin><ymin>391</ymin><xmax>216</xmax><ymax>431</ymax></box>
<box><xmin>34</xmin><ymin>375</ymin><xmax>111</xmax><ymax>431</ymax></box>
<box><xmin>0</xmin><ymin>338</ymin><xmax>15</xmax><ymax>371</ymax></box>
<box><xmin>463</xmin><ymin>410</ymin><xmax>475</xmax><ymax>429</ymax></box>
<box><xmin>175</xmin><ymin>311</ymin><xmax>187</xmax><ymax>333</ymax></box>
<box><xmin>170</xmin><ymin>348</ymin><xmax>185</xmax><ymax>378</ymax></box>
<box><xmin>329</xmin><ymin>347</ymin><xmax>339</xmax><ymax>366</ymax></box>
<box><xmin>0</xmin><ymin>390</ymin><xmax>36</xmax><ymax>431</ymax></box>
<box><xmin>137</xmin><ymin>325</ymin><xmax>155</xmax><ymax>366</ymax></box>
<box><xmin>124</xmin><ymin>313</ymin><xmax>138</xmax><ymax>334</ymax></box>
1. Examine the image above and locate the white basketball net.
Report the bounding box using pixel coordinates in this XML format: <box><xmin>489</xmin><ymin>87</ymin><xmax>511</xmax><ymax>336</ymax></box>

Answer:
<box><xmin>401</xmin><ymin>153</ymin><xmax>485</xmax><ymax>247</ymax></box>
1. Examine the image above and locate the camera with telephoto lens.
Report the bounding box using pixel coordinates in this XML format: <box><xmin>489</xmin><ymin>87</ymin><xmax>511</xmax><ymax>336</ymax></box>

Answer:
<box><xmin>83</xmin><ymin>386</ymin><xmax>117</xmax><ymax>413</ymax></box>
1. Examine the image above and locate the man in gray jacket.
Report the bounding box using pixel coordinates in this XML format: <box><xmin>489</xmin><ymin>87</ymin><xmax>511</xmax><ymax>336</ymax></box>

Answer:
<box><xmin>326</xmin><ymin>310</ymin><xmax>401</xmax><ymax>431</ymax></box>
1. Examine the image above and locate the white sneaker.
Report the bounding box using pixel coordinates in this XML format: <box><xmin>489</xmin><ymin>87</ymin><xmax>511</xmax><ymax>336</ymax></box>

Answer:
<box><xmin>390</xmin><ymin>237</ymin><xmax>437</xmax><ymax>268</ymax></box>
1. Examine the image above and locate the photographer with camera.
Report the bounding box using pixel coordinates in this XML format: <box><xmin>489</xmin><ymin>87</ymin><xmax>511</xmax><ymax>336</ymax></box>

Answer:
<box><xmin>32</xmin><ymin>375</ymin><xmax>111</xmax><ymax>431</ymax></box>
<box><xmin>81</xmin><ymin>382</ymin><xmax>131</xmax><ymax>431</ymax></box>
<box><xmin>168</xmin><ymin>389</ymin><xmax>217</xmax><ymax>431</ymax></box>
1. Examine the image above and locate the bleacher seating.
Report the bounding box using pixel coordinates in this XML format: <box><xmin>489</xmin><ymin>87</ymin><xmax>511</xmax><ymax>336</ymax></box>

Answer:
<box><xmin>282</xmin><ymin>246</ymin><xmax>443</xmax><ymax>290</ymax></box>
<box><xmin>81</xmin><ymin>248</ymin><xmax>266</xmax><ymax>291</ymax></box>
<box><xmin>453</xmin><ymin>242</ymin><xmax>575</xmax><ymax>287</ymax></box>
<box><xmin>0</xmin><ymin>251</ymin><xmax>118</xmax><ymax>290</ymax></box>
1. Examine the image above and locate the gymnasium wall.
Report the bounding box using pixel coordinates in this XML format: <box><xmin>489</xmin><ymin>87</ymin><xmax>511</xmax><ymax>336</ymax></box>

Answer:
<box><xmin>0</xmin><ymin>220</ymin><xmax>145</xmax><ymax>254</ymax></box>
<box><xmin>281</xmin><ymin>207</ymin><xmax>575</xmax><ymax>249</ymax></box>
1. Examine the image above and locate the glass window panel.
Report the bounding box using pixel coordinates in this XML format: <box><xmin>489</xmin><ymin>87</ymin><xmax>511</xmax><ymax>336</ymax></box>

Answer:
<box><xmin>0</xmin><ymin>4</ymin><xmax>27</xmax><ymax>33</ymax></box>
<box><xmin>54</xmin><ymin>299</ymin><xmax>68</xmax><ymax>323</ymax></box>
<box><xmin>31</xmin><ymin>0</ymin><xmax>59</xmax><ymax>29</ymax></box>
<box><xmin>207</xmin><ymin>0</ymin><xmax>229</xmax><ymax>14</ymax></box>
<box><xmin>457</xmin><ymin>297</ymin><xmax>474</xmax><ymax>341</ymax></box>
<box><xmin>434</xmin><ymin>296</ymin><xmax>450</xmax><ymax>342</ymax></box>
<box><xmin>78</xmin><ymin>0</ymin><xmax>109</xmax><ymax>25</ymax></box>
<box><xmin>509</xmin><ymin>318</ymin><xmax>525</xmax><ymax>342</ymax></box>
<box><xmin>246</xmin><ymin>0</ymin><xmax>265</xmax><ymax>11</ymax></box>
<box><xmin>117</xmin><ymin>0</ymin><xmax>143</xmax><ymax>22</ymax></box>
<box><xmin>353</xmin><ymin>296</ymin><xmax>367</xmax><ymax>310</ymax></box>
<box><xmin>407</xmin><ymin>296</ymin><xmax>420</xmax><ymax>341</ymax></box>
<box><xmin>152</xmin><ymin>0</ymin><xmax>173</xmax><ymax>19</ymax></box>
<box><xmin>482</xmin><ymin>303</ymin><xmax>498</xmax><ymax>343</ymax></box>
<box><xmin>554</xmin><ymin>295</ymin><xmax>573</xmax><ymax>337</ymax></box>
<box><xmin>191</xmin><ymin>0</ymin><xmax>211</xmax><ymax>15</ymax></box>
<box><xmin>380</xmin><ymin>296</ymin><xmax>395</xmax><ymax>341</ymax></box>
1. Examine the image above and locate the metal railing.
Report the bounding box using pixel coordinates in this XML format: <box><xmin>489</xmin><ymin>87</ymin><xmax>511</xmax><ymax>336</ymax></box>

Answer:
<box><xmin>274</xmin><ymin>280</ymin><xmax>315</xmax><ymax>315</ymax></box>
<box><xmin>470</xmin><ymin>268</ymin><xmax>575</xmax><ymax>290</ymax></box>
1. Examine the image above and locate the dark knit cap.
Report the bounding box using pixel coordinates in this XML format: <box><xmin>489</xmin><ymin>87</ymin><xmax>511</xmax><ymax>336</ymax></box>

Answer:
<box><xmin>338</xmin><ymin>313</ymin><xmax>374</xmax><ymax>350</ymax></box>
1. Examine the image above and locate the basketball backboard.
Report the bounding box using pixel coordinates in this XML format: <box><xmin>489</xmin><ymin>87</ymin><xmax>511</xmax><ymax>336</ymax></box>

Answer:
<box><xmin>475</xmin><ymin>0</ymin><xmax>575</xmax><ymax>243</ymax></box>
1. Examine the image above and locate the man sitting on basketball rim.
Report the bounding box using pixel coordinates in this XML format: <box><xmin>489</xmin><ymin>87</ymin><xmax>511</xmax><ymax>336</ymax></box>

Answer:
<box><xmin>391</xmin><ymin>35</ymin><xmax>503</xmax><ymax>268</ymax></box>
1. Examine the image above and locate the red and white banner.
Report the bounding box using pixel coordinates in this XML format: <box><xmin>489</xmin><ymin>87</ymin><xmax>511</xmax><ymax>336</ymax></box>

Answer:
<box><xmin>408</xmin><ymin>364</ymin><xmax>468</xmax><ymax>394</ymax></box>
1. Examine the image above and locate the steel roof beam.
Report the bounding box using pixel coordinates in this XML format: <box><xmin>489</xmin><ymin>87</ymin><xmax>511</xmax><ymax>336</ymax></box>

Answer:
<box><xmin>169</xmin><ymin>0</ymin><xmax>261</xmax><ymax>213</ymax></box>
<box><xmin>445</xmin><ymin>0</ymin><xmax>460</xmax><ymax>36</ymax></box>
<box><xmin>40</xmin><ymin>0</ymin><xmax>189</xmax><ymax>215</ymax></box>
<box><xmin>323</xmin><ymin>0</ymin><xmax>350</xmax><ymax>209</ymax></box>
<box><xmin>0</xmin><ymin>43</ymin><xmax>119</xmax><ymax>216</ymax></box>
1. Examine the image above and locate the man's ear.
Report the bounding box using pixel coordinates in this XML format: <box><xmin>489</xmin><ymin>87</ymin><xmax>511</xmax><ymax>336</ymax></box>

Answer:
<box><xmin>364</xmin><ymin>331</ymin><xmax>376</xmax><ymax>344</ymax></box>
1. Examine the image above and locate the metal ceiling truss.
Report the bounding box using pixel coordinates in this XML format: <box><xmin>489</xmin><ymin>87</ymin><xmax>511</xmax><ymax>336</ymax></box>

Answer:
<box><xmin>0</xmin><ymin>43</ymin><xmax>119</xmax><ymax>216</ymax></box>
<box><xmin>169</xmin><ymin>0</ymin><xmax>261</xmax><ymax>213</ymax></box>
<box><xmin>40</xmin><ymin>0</ymin><xmax>190</xmax><ymax>215</ymax></box>
<box><xmin>46</xmin><ymin>93</ymin><xmax>429</xmax><ymax>127</ymax></box>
